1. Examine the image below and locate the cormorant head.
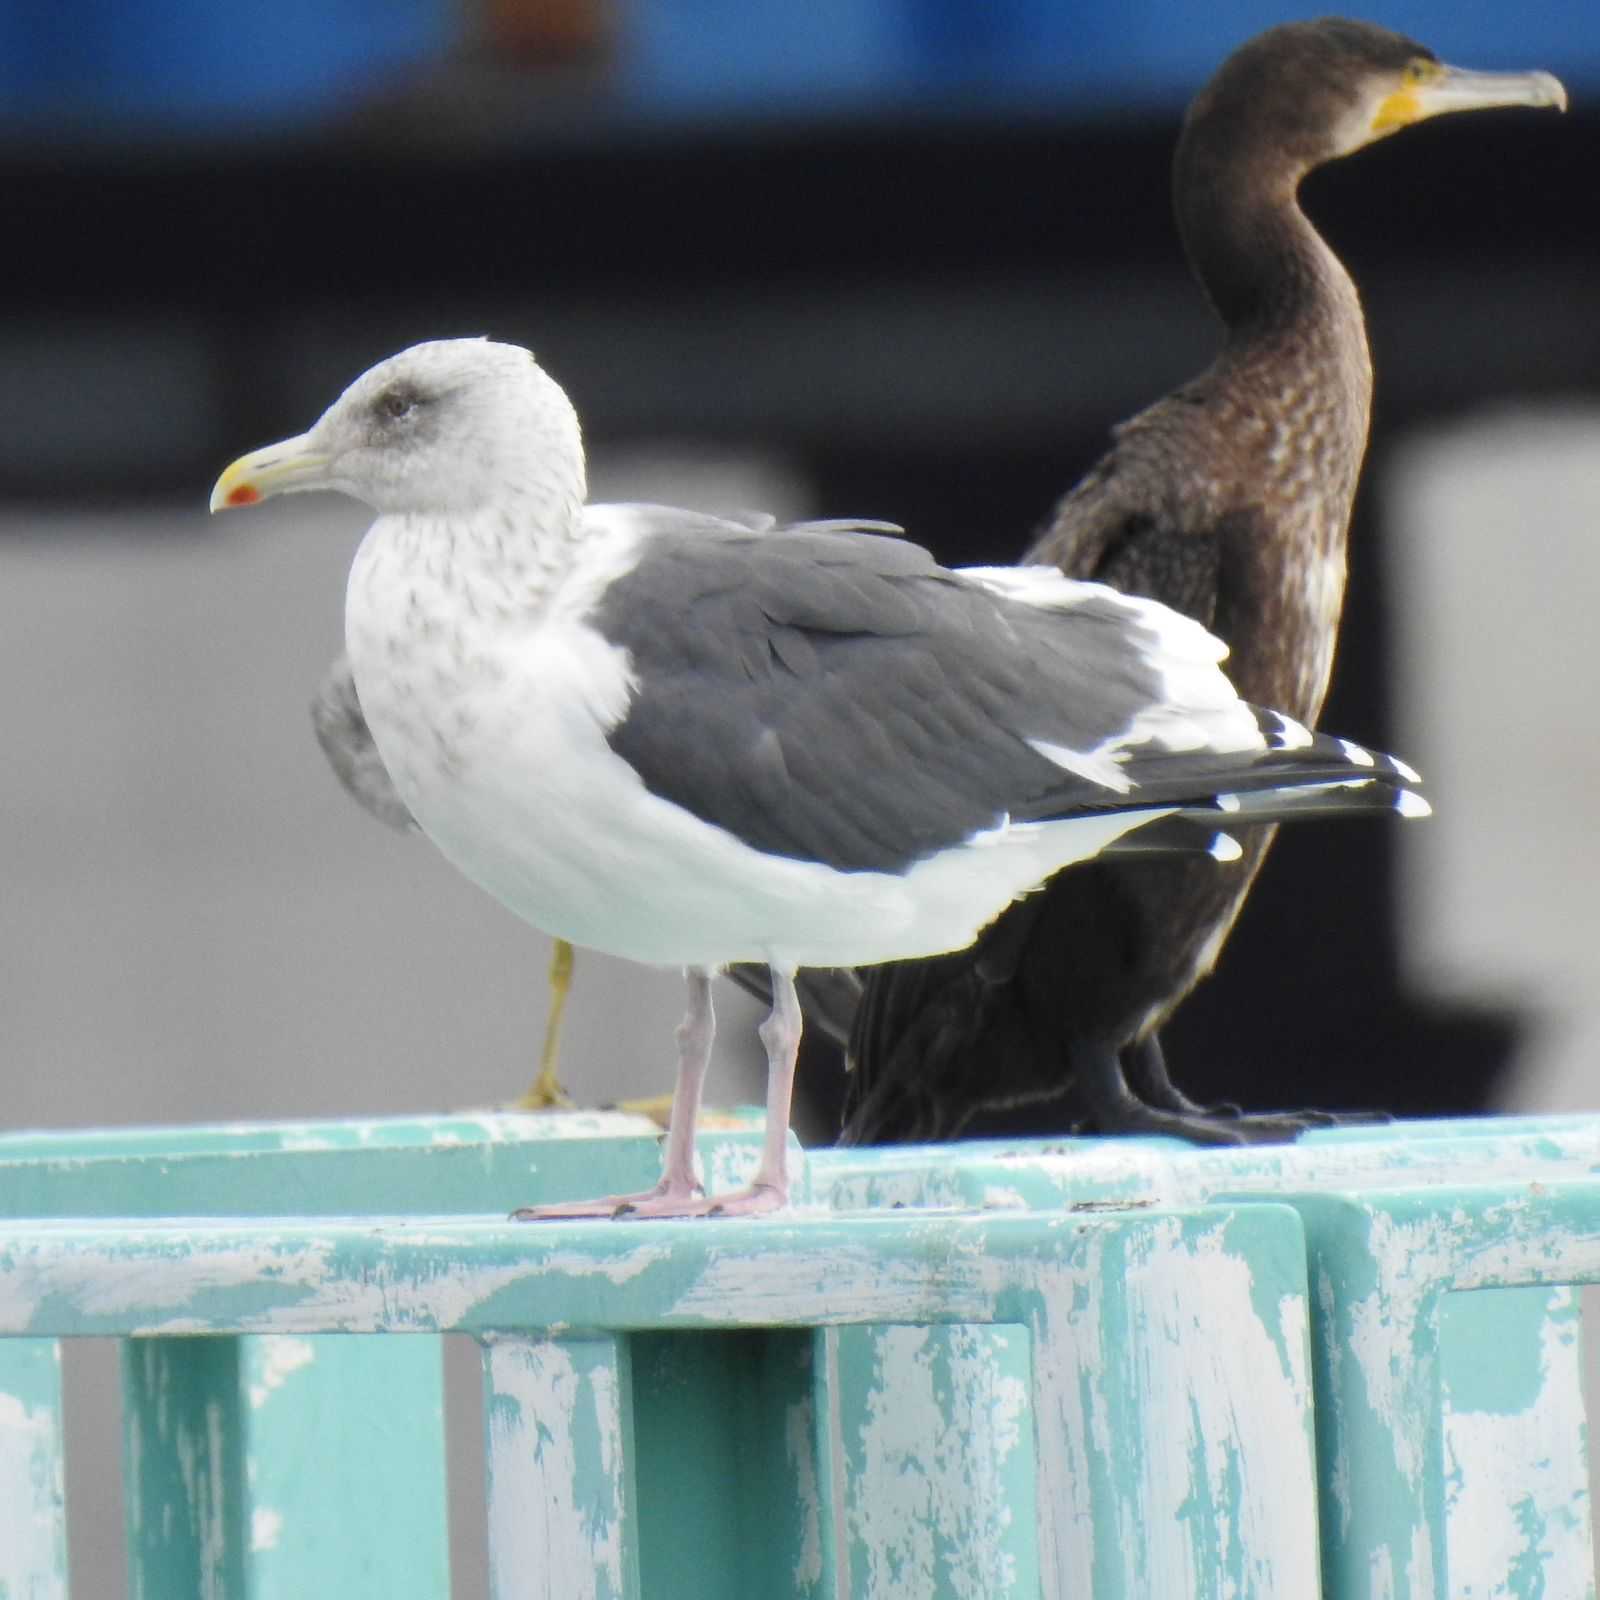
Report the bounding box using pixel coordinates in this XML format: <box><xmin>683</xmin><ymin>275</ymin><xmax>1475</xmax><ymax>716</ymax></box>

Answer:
<box><xmin>1183</xmin><ymin>18</ymin><xmax>1565</xmax><ymax>182</ymax></box>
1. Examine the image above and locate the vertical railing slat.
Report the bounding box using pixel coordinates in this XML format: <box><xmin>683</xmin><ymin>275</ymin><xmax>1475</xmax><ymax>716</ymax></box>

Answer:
<box><xmin>1441</xmin><ymin>1285</ymin><xmax>1593</xmax><ymax>1600</ymax></box>
<box><xmin>241</xmin><ymin>1334</ymin><xmax>450</xmax><ymax>1599</ymax></box>
<box><xmin>832</xmin><ymin>1324</ymin><xmax>1037</xmax><ymax>1600</ymax></box>
<box><xmin>628</xmin><ymin>1328</ymin><xmax>836</xmax><ymax>1598</ymax></box>
<box><xmin>122</xmin><ymin>1336</ymin><xmax>248</xmax><ymax>1600</ymax></box>
<box><xmin>1025</xmin><ymin>1204</ymin><xmax>1322</xmax><ymax>1600</ymax></box>
<box><xmin>482</xmin><ymin>1332</ymin><xmax>641</xmax><ymax>1600</ymax></box>
<box><xmin>122</xmin><ymin>1334</ymin><xmax>450</xmax><ymax>1600</ymax></box>
<box><xmin>0</xmin><ymin>1337</ymin><xmax>68</xmax><ymax>1600</ymax></box>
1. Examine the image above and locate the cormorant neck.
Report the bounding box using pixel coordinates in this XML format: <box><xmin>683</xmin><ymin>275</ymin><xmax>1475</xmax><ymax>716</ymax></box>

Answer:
<box><xmin>1172</xmin><ymin>120</ymin><xmax>1355</xmax><ymax>346</ymax></box>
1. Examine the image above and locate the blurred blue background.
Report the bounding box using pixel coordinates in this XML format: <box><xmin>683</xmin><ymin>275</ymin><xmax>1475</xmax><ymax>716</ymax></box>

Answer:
<box><xmin>1</xmin><ymin>0</ymin><xmax>1598</xmax><ymax>131</ymax></box>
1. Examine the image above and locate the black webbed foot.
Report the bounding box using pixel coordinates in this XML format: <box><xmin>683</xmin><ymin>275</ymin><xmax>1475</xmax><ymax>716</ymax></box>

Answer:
<box><xmin>1077</xmin><ymin>1034</ymin><xmax>1388</xmax><ymax>1147</ymax></box>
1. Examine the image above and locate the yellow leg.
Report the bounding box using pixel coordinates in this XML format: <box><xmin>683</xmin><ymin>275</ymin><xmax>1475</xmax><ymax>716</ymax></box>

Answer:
<box><xmin>512</xmin><ymin>939</ymin><xmax>576</xmax><ymax>1111</ymax></box>
<box><xmin>608</xmin><ymin>1091</ymin><xmax>677</xmax><ymax>1127</ymax></box>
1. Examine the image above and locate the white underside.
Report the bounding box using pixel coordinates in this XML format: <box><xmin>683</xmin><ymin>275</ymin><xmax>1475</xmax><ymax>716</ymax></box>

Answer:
<box><xmin>346</xmin><ymin>512</ymin><xmax>1174</xmax><ymax>972</ymax></box>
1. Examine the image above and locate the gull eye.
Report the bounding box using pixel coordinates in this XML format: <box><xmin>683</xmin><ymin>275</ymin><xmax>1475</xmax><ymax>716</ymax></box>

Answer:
<box><xmin>1403</xmin><ymin>59</ymin><xmax>1435</xmax><ymax>85</ymax></box>
<box><xmin>375</xmin><ymin>386</ymin><xmax>419</xmax><ymax>423</ymax></box>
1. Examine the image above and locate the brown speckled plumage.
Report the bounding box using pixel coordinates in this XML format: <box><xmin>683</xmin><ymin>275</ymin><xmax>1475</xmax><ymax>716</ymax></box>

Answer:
<box><xmin>841</xmin><ymin>19</ymin><xmax>1545</xmax><ymax>1145</ymax></box>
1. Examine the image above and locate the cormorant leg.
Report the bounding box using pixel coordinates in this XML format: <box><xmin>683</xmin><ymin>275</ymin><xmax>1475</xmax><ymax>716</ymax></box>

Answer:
<box><xmin>704</xmin><ymin>966</ymin><xmax>799</xmax><ymax>1216</ymax></box>
<box><xmin>512</xmin><ymin>969</ymin><xmax>717</xmax><ymax>1219</ymax></box>
<box><xmin>1123</xmin><ymin>1033</ymin><xmax>1390</xmax><ymax>1141</ymax></box>
<box><xmin>1121</xmin><ymin>1032</ymin><xmax>1221</xmax><ymax>1116</ymax></box>
<box><xmin>511</xmin><ymin>939</ymin><xmax>577</xmax><ymax>1111</ymax></box>
<box><xmin>1072</xmin><ymin>1035</ymin><xmax>1254</xmax><ymax>1145</ymax></box>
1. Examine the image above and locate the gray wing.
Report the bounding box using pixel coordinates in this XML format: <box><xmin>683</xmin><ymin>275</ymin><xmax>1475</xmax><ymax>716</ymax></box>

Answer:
<box><xmin>310</xmin><ymin>655</ymin><xmax>417</xmax><ymax>834</ymax></box>
<box><xmin>308</xmin><ymin>509</ymin><xmax>897</xmax><ymax>839</ymax></box>
<box><xmin>592</xmin><ymin>524</ymin><xmax>1253</xmax><ymax>875</ymax></box>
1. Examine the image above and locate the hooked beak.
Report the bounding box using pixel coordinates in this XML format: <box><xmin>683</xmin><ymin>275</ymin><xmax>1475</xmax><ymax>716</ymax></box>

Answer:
<box><xmin>209</xmin><ymin>432</ymin><xmax>333</xmax><ymax>513</ymax></box>
<box><xmin>1374</xmin><ymin>63</ymin><xmax>1567</xmax><ymax>135</ymax></box>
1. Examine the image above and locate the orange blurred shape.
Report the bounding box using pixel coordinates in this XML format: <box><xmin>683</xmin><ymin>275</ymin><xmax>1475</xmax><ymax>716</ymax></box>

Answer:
<box><xmin>483</xmin><ymin>0</ymin><xmax>614</xmax><ymax>63</ymax></box>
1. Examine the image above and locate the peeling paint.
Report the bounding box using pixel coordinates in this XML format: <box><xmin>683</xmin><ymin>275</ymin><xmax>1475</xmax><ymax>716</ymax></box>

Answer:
<box><xmin>847</xmin><ymin>1324</ymin><xmax>1028</xmax><ymax>1598</ymax></box>
<box><xmin>783</xmin><ymin>1397</ymin><xmax>824</xmax><ymax>1589</ymax></box>
<box><xmin>483</xmin><ymin>1335</ymin><xmax>631</xmax><ymax>1600</ymax></box>
<box><xmin>250</xmin><ymin>1506</ymin><xmax>283</xmax><ymax>1552</ymax></box>
<box><xmin>247</xmin><ymin>1336</ymin><xmax>316</xmax><ymax>1409</ymax></box>
<box><xmin>1443</xmin><ymin>1288</ymin><xmax>1592</xmax><ymax>1599</ymax></box>
<box><xmin>0</xmin><ymin>1385</ymin><xmax>64</xmax><ymax>1596</ymax></box>
<box><xmin>7</xmin><ymin>1121</ymin><xmax>1600</xmax><ymax>1600</ymax></box>
<box><xmin>1128</xmin><ymin>1224</ymin><xmax>1319</xmax><ymax>1597</ymax></box>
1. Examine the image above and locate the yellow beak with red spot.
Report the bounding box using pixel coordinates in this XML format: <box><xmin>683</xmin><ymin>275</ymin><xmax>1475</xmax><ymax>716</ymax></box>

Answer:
<box><xmin>209</xmin><ymin>433</ymin><xmax>332</xmax><ymax>513</ymax></box>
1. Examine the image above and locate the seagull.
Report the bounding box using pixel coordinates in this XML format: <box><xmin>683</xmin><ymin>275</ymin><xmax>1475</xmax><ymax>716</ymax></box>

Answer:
<box><xmin>211</xmin><ymin>337</ymin><xmax>1427</xmax><ymax>1217</ymax></box>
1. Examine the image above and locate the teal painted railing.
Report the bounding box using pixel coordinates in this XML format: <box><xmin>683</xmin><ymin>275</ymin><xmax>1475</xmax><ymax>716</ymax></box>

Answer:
<box><xmin>0</xmin><ymin>1112</ymin><xmax>1595</xmax><ymax>1598</ymax></box>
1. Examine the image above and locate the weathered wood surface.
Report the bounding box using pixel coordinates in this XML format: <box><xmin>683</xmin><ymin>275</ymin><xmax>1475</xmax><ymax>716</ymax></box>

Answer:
<box><xmin>0</xmin><ymin>1199</ymin><xmax>1313</xmax><ymax>1599</ymax></box>
<box><xmin>1</xmin><ymin>1112</ymin><xmax>1597</xmax><ymax>1598</ymax></box>
<box><xmin>815</xmin><ymin>1114</ymin><xmax>1600</xmax><ymax>1600</ymax></box>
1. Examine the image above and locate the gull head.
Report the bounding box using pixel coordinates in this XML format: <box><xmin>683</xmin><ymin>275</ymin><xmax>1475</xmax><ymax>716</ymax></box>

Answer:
<box><xmin>210</xmin><ymin>338</ymin><xmax>585</xmax><ymax>519</ymax></box>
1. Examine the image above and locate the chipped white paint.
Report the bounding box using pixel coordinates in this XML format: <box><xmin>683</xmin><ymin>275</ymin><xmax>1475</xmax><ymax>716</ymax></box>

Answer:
<box><xmin>278</xmin><ymin>1132</ymin><xmax>339</xmax><ymax>1152</ymax></box>
<box><xmin>0</xmin><ymin>1230</ymin><xmax>667</xmax><ymax>1339</ymax></box>
<box><xmin>1021</xmin><ymin>1211</ymin><xmax>1326</xmax><ymax>1600</ymax></box>
<box><xmin>1027</xmin><ymin>1254</ymin><xmax>1110</xmax><ymax>1598</ymax></box>
<box><xmin>250</xmin><ymin>1506</ymin><xmax>284</xmax><ymax>1552</ymax></box>
<box><xmin>783</xmin><ymin>1396</ymin><xmax>825</xmax><ymax>1590</ymax></box>
<box><xmin>163</xmin><ymin>1394</ymin><xmax>230</xmax><ymax>1600</ymax></box>
<box><xmin>0</xmin><ymin>1386</ymin><xmax>65</xmax><ymax>1597</ymax></box>
<box><xmin>848</xmin><ymin>1325</ymin><xmax>1028</xmax><ymax>1598</ymax></box>
<box><xmin>449</xmin><ymin>1110</ymin><xmax>660</xmax><ymax>1142</ymax></box>
<box><xmin>665</xmin><ymin>1235</ymin><xmax>1017</xmax><ymax>1328</ymax></box>
<box><xmin>1318</xmin><ymin>1264</ymin><xmax>1353</xmax><ymax>1539</ymax></box>
<box><xmin>11</xmin><ymin>1116</ymin><xmax>1600</xmax><ymax>1600</ymax></box>
<box><xmin>247</xmin><ymin>1336</ymin><xmax>315</xmax><ymax>1409</ymax></box>
<box><xmin>1442</xmin><ymin>1295</ymin><xmax>1592</xmax><ymax>1598</ymax></box>
<box><xmin>1120</xmin><ymin>1220</ymin><xmax>1319</xmax><ymax>1597</ymax></box>
<box><xmin>1370</xmin><ymin>1542</ymin><xmax>1397</xmax><ymax>1600</ymax></box>
<box><xmin>702</xmin><ymin>1135</ymin><xmax>769</xmax><ymax>1198</ymax></box>
<box><xmin>1342</xmin><ymin>1199</ymin><xmax>1593</xmax><ymax>1507</ymax></box>
<box><xmin>483</xmin><ymin>1335</ymin><xmax>630</xmax><ymax>1600</ymax></box>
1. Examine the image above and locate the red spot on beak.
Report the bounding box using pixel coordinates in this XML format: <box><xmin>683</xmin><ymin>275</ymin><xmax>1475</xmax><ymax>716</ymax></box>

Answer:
<box><xmin>226</xmin><ymin>484</ymin><xmax>261</xmax><ymax>507</ymax></box>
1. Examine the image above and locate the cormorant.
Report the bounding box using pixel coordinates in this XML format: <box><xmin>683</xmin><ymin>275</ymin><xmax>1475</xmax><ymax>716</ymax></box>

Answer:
<box><xmin>841</xmin><ymin>20</ymin><xmax>1565</xmax><ymax>1145</ymax></box>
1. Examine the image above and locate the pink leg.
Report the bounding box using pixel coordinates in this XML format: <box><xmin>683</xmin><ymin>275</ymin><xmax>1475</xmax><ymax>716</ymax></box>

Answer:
<box><xmin>512</xmin><ymin>970</ymin><xmax>716</xmax><ymax>1220</ymax></box>
<box><xmin>700</xmin><ymin>967</ymin><xmax>800</xmax><ymax>1217</ymax></box>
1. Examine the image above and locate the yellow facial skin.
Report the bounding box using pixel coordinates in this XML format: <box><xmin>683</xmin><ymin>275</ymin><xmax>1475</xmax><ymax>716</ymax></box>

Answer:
<box><xmin>1371</xmin><ymin>56</ymin><xmax>1566</xmax><ymax>138</ymax></box>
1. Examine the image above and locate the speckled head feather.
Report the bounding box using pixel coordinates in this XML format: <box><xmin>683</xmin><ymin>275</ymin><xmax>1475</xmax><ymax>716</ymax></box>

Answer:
<box><xmin>313</xmin><ymin>339</ymin><xmax>584</xmax><ymax>517</ymax></box>
<box><xmin>211</xmin><ymin>338</ymin><xmax>586</xmax><ymax>523</ymax></box>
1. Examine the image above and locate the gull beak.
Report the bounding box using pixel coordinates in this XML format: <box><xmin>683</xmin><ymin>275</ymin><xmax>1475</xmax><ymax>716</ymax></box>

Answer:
<box><xmin>209</xmin><ymin>432</ymin><xmax>333</xmax><ymax>513</ymax></box>
<box><xmin>1374</xmin><ymin>63</ymin><xmax>1567</xmax><ymax>135</ymax></box>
